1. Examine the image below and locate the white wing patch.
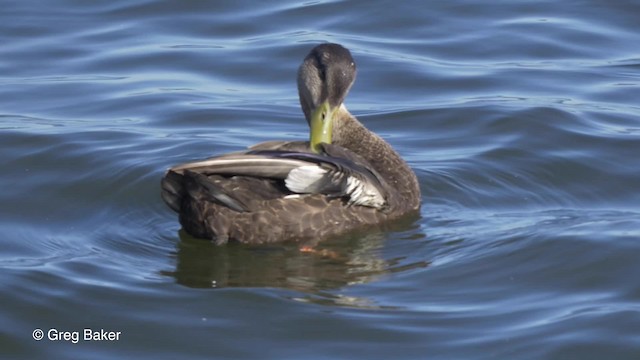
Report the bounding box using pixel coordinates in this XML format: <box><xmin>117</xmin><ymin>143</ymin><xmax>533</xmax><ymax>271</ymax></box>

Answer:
<box><xmin>283</xmin><ymin>194</ymin><xmax>302</xmax><ymax>199</ymax></box>
<box><xmin>285</xmin><ymin>165</ymin><xmax>328</xmax><ymax>193</ymax></box>
<box><xmin>286</xmin><ymin>165</ymin><xmax>386</xmax><ymax>210</ymax></box>
<box><xmin>345</xmin><ymin>176</ymin><xmax>386</xmax><ymax>209</ymax></box>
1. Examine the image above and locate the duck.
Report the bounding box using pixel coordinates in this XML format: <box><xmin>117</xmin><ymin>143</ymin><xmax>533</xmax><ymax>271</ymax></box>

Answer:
<box><xmin>161</xmin><ymin>43</ymin><xmax>421</xmax><ymax>244</ymax></box>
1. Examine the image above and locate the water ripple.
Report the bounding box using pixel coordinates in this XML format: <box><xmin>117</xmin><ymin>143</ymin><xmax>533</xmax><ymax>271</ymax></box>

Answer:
<box><xmin>2</xmin><ymin>0</ymin><xmax>640</xmax><ymax>358</ymax></box>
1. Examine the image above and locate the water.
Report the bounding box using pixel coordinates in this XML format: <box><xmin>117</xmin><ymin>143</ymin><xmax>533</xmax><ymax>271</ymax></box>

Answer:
<box><xmin>2</xmin><ymin>1</ymin><xmax>640</xmax><ymax>358</ymax></box>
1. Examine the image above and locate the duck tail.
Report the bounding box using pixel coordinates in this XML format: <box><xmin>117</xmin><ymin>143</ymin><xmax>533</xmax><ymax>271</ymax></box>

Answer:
<box><xmin>161</xmin><ymin>169</ymin><xmax>184</xmax><ymax>213</ymax></box>
<box><xmin>161</xmin><ymin>169</ymin><xmax>248</xmax><ymax>213</ymax></box>
<box><xmin>161</xmin><ymin>169</ymin><xmax>246</xmax><ymax>243</ymax></box>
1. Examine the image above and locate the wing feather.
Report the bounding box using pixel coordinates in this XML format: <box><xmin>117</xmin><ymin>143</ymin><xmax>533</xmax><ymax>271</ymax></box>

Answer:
<box><xmin>163</xmin><ymin>143</ymin><xmax>389</xmax><ymax>212</ymax></box>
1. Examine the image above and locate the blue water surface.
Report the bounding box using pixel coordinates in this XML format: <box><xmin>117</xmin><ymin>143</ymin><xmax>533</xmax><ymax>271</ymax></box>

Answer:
<box><xmin>1</xmin><ymin>1</ymin><xmax>640</xmax><ymax>359</ymax></box>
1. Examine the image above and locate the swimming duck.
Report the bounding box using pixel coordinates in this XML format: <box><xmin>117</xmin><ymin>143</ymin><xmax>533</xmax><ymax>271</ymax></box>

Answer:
<box><xmin>161</xmin><ymin>43</ymin><xmax>421</xmax><ymax>244</ymax></box>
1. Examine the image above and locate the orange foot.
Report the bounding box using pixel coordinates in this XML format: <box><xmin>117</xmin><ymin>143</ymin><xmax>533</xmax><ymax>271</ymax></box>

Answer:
<box><xmin>299</xmin><ymin>246</ymin><xmax>316</xmax><ymax>253</ymax></box>
<box><xmin>298</xmin><ymin>246</ymin><xmax>341</xmax><ymax>259</ymax></box>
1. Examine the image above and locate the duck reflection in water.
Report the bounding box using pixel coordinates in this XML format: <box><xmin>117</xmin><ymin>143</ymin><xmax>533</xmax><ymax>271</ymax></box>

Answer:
<box><xmin>163</xmin><ymin>224</ymin><xmax>428</xmax><ymax>306</ymax></box>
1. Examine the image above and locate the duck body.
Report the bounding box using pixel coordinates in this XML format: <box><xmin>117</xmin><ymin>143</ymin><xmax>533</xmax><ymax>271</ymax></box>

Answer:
<box><xmin>161</xmin><ymin>44</ymin><xmax>421</xmax><ymax>244</ymax></box>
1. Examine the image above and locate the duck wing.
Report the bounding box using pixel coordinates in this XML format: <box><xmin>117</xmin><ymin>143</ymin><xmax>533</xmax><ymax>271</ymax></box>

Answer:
<box><xmin>161</xmin><ymin>143</ymin><xmax>388</xmax><ymax>215</ymax></box>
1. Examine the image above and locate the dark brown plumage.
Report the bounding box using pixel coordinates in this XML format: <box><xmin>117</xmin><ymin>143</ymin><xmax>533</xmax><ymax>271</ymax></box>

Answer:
<box><xmin>161</xmin><ymin>43</ymin><xmax>421</xmax><ymax>244</ymax></box>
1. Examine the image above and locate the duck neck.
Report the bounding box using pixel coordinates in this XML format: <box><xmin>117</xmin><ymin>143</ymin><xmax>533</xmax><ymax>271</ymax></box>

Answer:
<box><xmin>332</xmin><ymin>106</ymin><xmax>421</xmax><ymax>212</ymax></box>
